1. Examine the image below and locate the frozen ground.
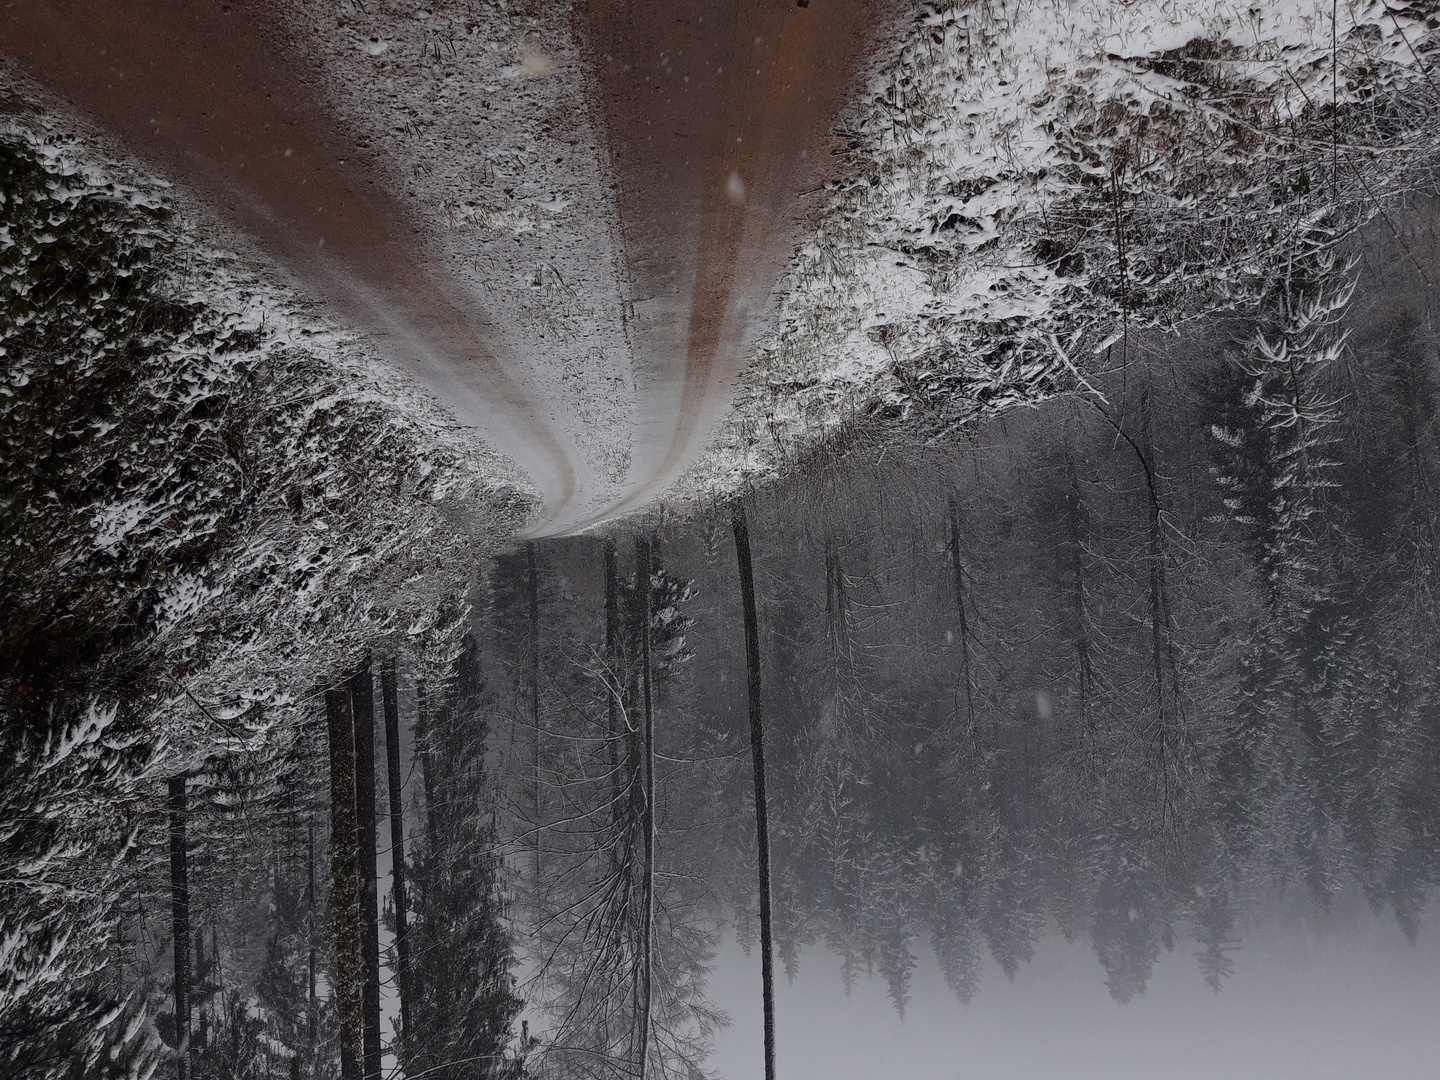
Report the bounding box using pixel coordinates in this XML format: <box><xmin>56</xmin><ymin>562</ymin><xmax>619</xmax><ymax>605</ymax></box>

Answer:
<box><xmin>1</xmin><ymin>0</ymin><xmax>889</xmax><ymax>534</ymax></box>
<box><xmin>674</xmin><ymin>0</ymin><xmax>1440</xmax><ymax>498</ymax></box>
<box><xmin>3</xmin><ymin>0</ymin><xmax>1438</xmax><ymax>532</ymax></box>
<box><xmin>0</xmin><ymin>80</ymin><xmax>531</xmax><ymax>752</ymax></box>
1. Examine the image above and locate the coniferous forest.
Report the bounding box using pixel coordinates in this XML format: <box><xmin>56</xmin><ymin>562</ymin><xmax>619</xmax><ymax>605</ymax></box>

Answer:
<box><xmin>6</xmin><ymin>2</ymin><xmax>1440</xmax><ymax>1078</ymax></box>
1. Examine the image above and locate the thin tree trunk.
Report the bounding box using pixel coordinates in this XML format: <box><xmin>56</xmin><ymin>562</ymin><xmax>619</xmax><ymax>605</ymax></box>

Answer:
<box><xmin>824</xmin><ymin>538</ymin><xmax>852</xmax><ymax>675</ymax></box>
<box><xmin>415</xmin><ymin>681</ymin><xmax>438</xmax><ymax>853</ymax></box>
<box><xmin>350</xmin><ymin>659</ymin><xmax>382</xmax><ymax>1080</ymax></box>
<box><xmin>946</xmin><ymin>497</ymin><xmax>976</xmax><ymax>733</ymax></box>
<box><xmin>604</xmin><ymin>539</ymin><xmax>622</xmax><ymax>829</ymax></box>
<box><xmin>381</xmin><ymin>658</ymin><xmax>412</xmax><ymax>1046</ymax></box>
<box><xmin>732</xmin><ymin>505</ymin><xmax>777</xmax><ymax>1080</ymax></box>
<box><xmin>1137</xmin><ymin>393</ymin><xmax>1179</xmax><ymax>727</ymax></box>
<box><xmin>528</xmin><ymin>541</ymin><xmax>542</xmax><ymax>886</ymax></box>
<box><xmin>307</xmin><ymin>821</ymin><xmax>317</xmax><ymax>1040</ymax></box>
<box><xmin>824</xmin><ymin>541</ymin><xmax>839</xmax><ymax>659</ymax></box>
<box><xmin>1088</xmin><ymin>394</ymin><xmax>1181</xmax><ymax>778</ymax></box>
<box><xmin>326</xmin><ymin>687</ymin><xmax>364</xmax><ymax>1080</ymax></box>
<box><xmin>167</xmin><ymin>776</ymin><xmax>191</xmax><ymax>1080</ymax></box>
<box><xmin>1138</xmin><ymin>393</ymin><xmax>1183</xmax><ymax>828</ymax></box>
<box><xmin>634</xmin><ymin>536</ymin><xmax>656</xmax><ymax>1079</ymax></box>
<box><xmin>199</xmin><ymin>930</ymin><xmax>213</xmax><ymax>1050</ymax></box>
<box><xmin>1064</xmin><ymin>454</ymin><xmax>1094</xmax><ymax>740</ymax></box>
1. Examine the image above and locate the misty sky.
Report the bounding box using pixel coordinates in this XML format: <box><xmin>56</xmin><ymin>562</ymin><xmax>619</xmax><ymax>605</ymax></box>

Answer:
<box><xmin>707</xmin><ymin>896</ymin><xmax>1440</xmax><ymax>1080</ymax></box>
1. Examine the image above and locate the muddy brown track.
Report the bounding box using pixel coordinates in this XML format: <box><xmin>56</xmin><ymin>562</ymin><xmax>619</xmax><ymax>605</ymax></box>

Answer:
<box><xmin>2</xmin><ymin>0</ymin><xmax>580</xmax><ymax>524</ymax></box>
<box><xmin>574</xmin><ymin>0</ymin><xmax>889</xmax><ymax>526</ymax></box>
<box><xmin>4</xmin><ymin>0</ymin><xmax>892</xmax><ymax>534</ymax></box>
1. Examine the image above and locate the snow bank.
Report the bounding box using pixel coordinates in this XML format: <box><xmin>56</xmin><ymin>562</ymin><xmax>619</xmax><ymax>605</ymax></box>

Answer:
<box><xmin>674</xmin><ymin>0</ymin><xmax>1440</xmax><ymax>499</ymax></box>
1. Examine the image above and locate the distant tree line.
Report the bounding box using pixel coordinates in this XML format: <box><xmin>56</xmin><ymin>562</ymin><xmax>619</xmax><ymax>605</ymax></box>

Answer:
<box><xmin>470</xmin><ymin>223</ymin><xmax>1440</xmax><ymax>1026</ymax></box>
<box><xmin>663</xmin><ymin>241</ymin><xmax>1440</xmax><ymax>1009</ymax></box>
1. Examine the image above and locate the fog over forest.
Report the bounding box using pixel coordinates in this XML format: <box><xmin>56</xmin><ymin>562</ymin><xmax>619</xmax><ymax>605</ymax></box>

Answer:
<box><xmin>5</xmin><ymin>2</ymin><xmax>1440</xmax><ymax>1079</ymax></box>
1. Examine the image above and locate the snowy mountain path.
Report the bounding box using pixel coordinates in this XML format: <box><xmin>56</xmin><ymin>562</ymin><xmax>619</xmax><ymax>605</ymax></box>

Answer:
<box><xmin>572</xmin><ymin>0</ymin><xmax>883</xmax><ymax>528</ymax></box>
<box><xmin>3</xmin><ymin>0</ymin><xmax>887</xmax><ymax>534</ymax></box>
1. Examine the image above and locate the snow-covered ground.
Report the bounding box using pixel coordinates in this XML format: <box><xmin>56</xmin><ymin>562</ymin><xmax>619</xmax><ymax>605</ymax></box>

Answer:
<box><xmin>1</xmin><ymin>73</ymin><xmax>533</xmax><ymax>759</ymax></box>
<box><xmin>671</xmin><ymin>0</ymin><xmax>1440</xmax><ymax>499</ymax></box>
<box><xmin>10</xmin><ymin>1</ymin><xmax>1435</xmax><ymax>531</ymax></box>
<box><xmin>274</xmin><ymin>0</ymin><xmax>640</xmax><ymax>527</ymax></box>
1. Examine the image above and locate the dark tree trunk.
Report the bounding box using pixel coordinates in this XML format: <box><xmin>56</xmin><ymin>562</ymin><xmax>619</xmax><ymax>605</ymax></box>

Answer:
<box><xmin>1089</xmin><ymin>393</ymin><xmax>1182</xmax><ymax>777</ymax></box>
<box><xmin>604</xmin><ymin>539</ymin><xmax>621</xmax><ymax>822</ymax></box>
<box><xmin>824</xmin><ymin>538</ymin><xmax>854</xmax><ymax>673</ymax></box>
<box><xmin>1063</xmin><ymin>454</ymin><xmax>1095</xmax><ymax>742</ymax></box>
<box><xmin>381</xmin><ymin>658</ymin><xmax>412</xmax><ymax>1046</ymax></box>
<box><xmin>946</xmin><ymin>496</ymin><xmax>977</xmax><ymax>733</ymax></box>
<box><xmin>167</xmin><ymin>776</ymin><xmax>191</xmax><ymax>1080</ymax></box>
<box><xmin>350</xmin><ymin>659</ymin><xmax>383</xmax><ymax>1080</ymax></box>
<box><xmin>732</xmin><ymin>505</ymin><xmax>777</xmax><ymax>1080</ymax></box>
<box><xmin>193</xmin><ymin>930</ymin><xmax>207</xmax><ymax>1052</ymax></box>
<box><xmin>634</xmin><ymin>535</ymin><xmax>656</xmax><ymax>1077</ymax></box>
<box><xmin>415</xmin><ymin>681</ymin><xmax>438</xmax><ymax>853</ymax></box>
<box><xmin>528</xmin><ymin>541</ymin><xmax>542</xmax><ymax>885</ymax></box>
<box><xmin>326</xmin><ymin>687</ymin><xmax>364</xmax><ymax>1080</ymax></box>
<box><xmin>195</xmin><ymin>930</ymin><xmax>210</xmax><ymax>1051</ymax></box>
<box><xmin>1138</xmin><ymin>392</ymin><xmax>1184</xmax><ymax>827</ymax></box>
<box><xmin>307</xmin><ymin>821</ymin><xmax>317</xmax><ymax>1038</ymax></box>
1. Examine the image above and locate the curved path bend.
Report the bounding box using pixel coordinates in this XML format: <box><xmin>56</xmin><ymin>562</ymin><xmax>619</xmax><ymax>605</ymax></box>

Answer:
<box><xmin>3</xmin><ymin>0</ymin><xmax>887</xmax><ymax>536</ymax></box>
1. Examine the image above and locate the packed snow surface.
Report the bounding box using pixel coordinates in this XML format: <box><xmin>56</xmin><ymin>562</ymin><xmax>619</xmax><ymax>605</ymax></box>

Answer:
<box><xmin>4</xmin><ymin>0</ymin><xmax>1438</xmax><ymax>528</ymax></box>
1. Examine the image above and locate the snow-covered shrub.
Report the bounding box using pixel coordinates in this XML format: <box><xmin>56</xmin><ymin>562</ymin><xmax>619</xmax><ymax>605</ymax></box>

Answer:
<box><xmin>0</xmin><ymin>122</ymin><xmax>532</xmax><ymax>1075</ymax></box>
<box><xmin>1</xmin><ymin>123</ymin><xmax>533</xmax><ymax>734</ymax></box>
<box><xmin>685</xmin><ymin>0</ymin><xmax>1440</xmax><ymax>495</ymax></box>
<box><xmin>0</xmin><ymin>702</ymin><xmax>161</xmax><ymax>1079</ymax></box>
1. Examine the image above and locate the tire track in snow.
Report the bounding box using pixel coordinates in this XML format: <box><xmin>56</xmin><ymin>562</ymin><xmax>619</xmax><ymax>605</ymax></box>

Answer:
<box><xmin>5</xmin><ymin>0</ymin><xmax>891</xmax><ymax>535</ymax></box>
<box><xmin>2</xmin><ymin>0</ymin><xmax>581</xmax><ymax>527</ymax></box>
<box><xmin>575</xmin><ymin>0</ymin><xmax>888</xmax><ymax>526</ymax></box>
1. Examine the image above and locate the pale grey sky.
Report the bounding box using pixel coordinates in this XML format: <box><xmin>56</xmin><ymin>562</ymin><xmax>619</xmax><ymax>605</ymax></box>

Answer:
<box><xmin>708</xmin><ymin>898</ymin><xmax>1440</xmax><ymax>1080</ymax></box>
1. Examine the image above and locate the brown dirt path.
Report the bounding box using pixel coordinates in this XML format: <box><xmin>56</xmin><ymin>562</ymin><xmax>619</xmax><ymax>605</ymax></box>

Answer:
<box><xmin>574</xmin><ymin>0</ymin><xmax>889</xmax><ymax>525</ymax></box>
<box><xmin>1</xmin><ymin>0</ymin><xmax>579</xmax><ymax>522</ymax></box>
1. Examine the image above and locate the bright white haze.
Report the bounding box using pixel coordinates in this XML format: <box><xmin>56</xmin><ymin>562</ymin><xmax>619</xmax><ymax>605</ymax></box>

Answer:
<box><xmin>708</xmin><ymin>898</ymin><xmax>1440</xmax><ymax>1080</ymax></box>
